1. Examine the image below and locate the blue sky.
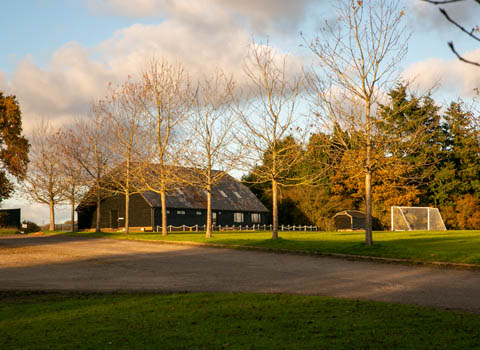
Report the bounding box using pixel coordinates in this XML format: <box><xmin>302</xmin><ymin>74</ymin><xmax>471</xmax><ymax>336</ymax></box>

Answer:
<box><xmin>1</xmin><ymin>0</ymin><xmax>479</xmax><ymax>224</ymax></box>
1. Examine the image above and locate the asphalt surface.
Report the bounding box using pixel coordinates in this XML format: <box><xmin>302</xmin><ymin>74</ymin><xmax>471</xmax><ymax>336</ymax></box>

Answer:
<box><xmin>1</xmin><ymin>234</ymin><xmax>480</xmax><ymax>313</ymax></box>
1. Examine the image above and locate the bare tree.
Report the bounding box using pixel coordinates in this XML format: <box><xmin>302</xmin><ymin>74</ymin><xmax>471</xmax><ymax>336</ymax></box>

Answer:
<box><xmin>183</xmin><ymin>71</ymin><xmax>239</xmax><ymax>238</ymax></box>
<box><xmin>100</xmin><ymin>80</ymin><xmax>148</xmax><ymax>234</ymax></box>
<box><xmin>57</xmin><ymin>127</ymin><xmax>88</xmax><ymax>232</ymax></box>
<box><xmin>423</xmin><ymin>0</ymin><xmax>480</xmax><ymax>67</ymax></box>
<box><xmin>70</xmin><ymin>106</ymin><xmax>114</xmax><ymax>232</ymax></box>
<box><xmin>138</xmin><ymin>58</ymin><xmax>193</xmax><ymax>236</ymax></box>
<box><xmin>21</xmin><ymin>120</ymin><xmax>65</xmax><ymax>231</ymax></box>
<box><xmin>233</xmin><ymin>43</ymin><xmax>311</xmax><ymax>240</ymax></box>
<box><xmin>305</xmin><ymin>0</ymin><xmax>409</xmax><ymax>245</ymax></box>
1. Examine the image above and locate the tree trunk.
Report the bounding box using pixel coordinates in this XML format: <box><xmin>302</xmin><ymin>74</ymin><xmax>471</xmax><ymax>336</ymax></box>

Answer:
<box><xmin>70</xmin><ymin>199</ymin><xmax>75</xmax><ymax>233</ymax></box>
<box><xmin>95</xmin><ymin>181</ymin><xmax>101</xmax><ymax>232</ymax></box>
<box><xmin>272</xmin><ymin>179</ymin><xmax>278</xmax><ymax>239</ymax></box>
<box><xmin>206</xmin><ymin>187</ymin><xmax>212</xmax><ymax>238</ymax></box>
<box><xmin>49</xmin><ymin>199</ymin><xmax>55</xmax><ymax>231</ymax></box>
<box><xmin>125</xmin><ymin>192</ymin><xmax>130</xmax><ymax>234</ymax></box>
<box><xmin>365</xmin><ymin>171</ymin><xmax>373</xmax><ymax>246</ymax></box>
<box><xmin>365</xmin><ymin>101</ymin><xmax>373</xmax><ymax>246</ymax></box>
<box><xmin>161</xmin><ymin>191</ymin><xmax>167</xmax><ymax>236</ymax></box>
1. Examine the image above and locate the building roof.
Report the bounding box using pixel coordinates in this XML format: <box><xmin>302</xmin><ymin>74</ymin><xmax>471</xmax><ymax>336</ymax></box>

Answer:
<box><xmin>333</xmin><ymin>210</ymin><xmax>366</xmax><ymax>219</ymax></box>
<box><xmin>77</xmin><ymin>166</ymin><xmax>268</xmax><ymax>213</ymax></box>
<box><xmin>141</xmin><ymin>172</ymin><xmax>268</xmax><ymax>212</ymax></box>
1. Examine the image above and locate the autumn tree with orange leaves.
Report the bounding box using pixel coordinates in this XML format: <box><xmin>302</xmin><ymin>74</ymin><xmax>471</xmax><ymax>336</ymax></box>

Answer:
<box><xmin>0</xmin><ymin>92</ymin><xmax>29</xmax><ymax>204</ymax></box>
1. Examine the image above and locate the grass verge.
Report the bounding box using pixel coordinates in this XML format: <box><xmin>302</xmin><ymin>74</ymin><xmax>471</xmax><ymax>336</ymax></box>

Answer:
<box><xmin>1</xmin><ymin>292</ymin><xmax>479</xmax><ymax>350</ymax></box>
<box><xmin>63</xmin><ymin>230</ymin><xmax>480</xmax><ymax>265</ymax></box>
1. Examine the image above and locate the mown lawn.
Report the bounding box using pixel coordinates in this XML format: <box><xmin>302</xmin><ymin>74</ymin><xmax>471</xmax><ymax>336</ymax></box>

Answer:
<box><xmin>0</xmin><ymin>229</ymin><xmax>18</xmax><ymax>235</ymax></box>
<box><xmin>64</xmin><ymin>230</ymin><xmax>480</xmax><ymax>265</ymax></box>
<box><xmin>1</xmin><ymin>292</ymin><xmax>479</xmax><ymax>350</ymax></box>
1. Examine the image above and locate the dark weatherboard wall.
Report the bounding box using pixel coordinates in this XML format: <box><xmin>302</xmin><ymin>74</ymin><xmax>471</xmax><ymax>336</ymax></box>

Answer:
<box><xmin>152</xmin><ymin>208</ymin><xmax>267</xmax><ymax>228</ymax></box>
<box><xmin>78</xmin><ymin>193</ymin><xmax>152</xmax><ymax>230</ymax></box>
<box><xmin>78</xmin><ymin>194</ymin><xmax>268</xmax><ymax>230</ymax></box>
<box><xmin>77</xmin><ymin>170</ymin><xmax>269</xmax><ymax>230</ymax></box>
<box><xmin>0</xmin><ymin>209</ymin><xmax>20</xmax><ymax>229</ymax></box>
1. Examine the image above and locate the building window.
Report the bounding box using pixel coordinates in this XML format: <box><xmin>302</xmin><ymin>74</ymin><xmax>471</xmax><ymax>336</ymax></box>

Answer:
<box><xmin>233</xmin><ymin>191</ymin><xmax>242</xmax><ymax>199</ymax></box>
<box><xmin>219</xmin><ymin>190</ymin><xmax>228</xmax><ymax>198</ymax></box>
<box><xmin>177</xmin><ymin>210</ymin><xmax>186</xmax><ymax>215</ymax></box>
<box><xmin>196</xmin><ymin>211</ymin><xmax>202</xmax><ymax>215</ymax></box>
<box><xmin>234</xmin><ymin>212</ymin><xmax>244</xmax><ymax>223</ymax></box>
<box><xmin>251</xmin><ymin>213</ymin><xmax>261</xmax><ymax>223</ymax></box>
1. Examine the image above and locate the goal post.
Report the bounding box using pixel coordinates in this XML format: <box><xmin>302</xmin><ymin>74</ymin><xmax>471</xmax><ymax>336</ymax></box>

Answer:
<box><xmin>391</xmin><ymin>206</ymin><xmax>447</xmax><ymax>231</ymax></box>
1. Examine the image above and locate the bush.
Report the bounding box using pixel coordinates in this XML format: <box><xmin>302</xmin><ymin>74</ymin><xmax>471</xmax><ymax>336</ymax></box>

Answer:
<box><xmin>20</xmin><ymin>220</ymin><xmax>41</xmax><ymax>234</ymax></box>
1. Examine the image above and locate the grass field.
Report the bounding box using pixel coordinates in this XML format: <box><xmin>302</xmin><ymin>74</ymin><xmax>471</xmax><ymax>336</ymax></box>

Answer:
<box><xmin>63</xmin><ymin>230</ymin><xmax>480</xmax><ymax>265</ymax></box>
<box><xmin>1</xmin><ymin>292</ymin><xmax>479</xmax><ymax>349</ymax></box>
<box><xmin>0</xmin><ymin>229</ymin><xmax>18</xmax><ymax>235</ymax></box>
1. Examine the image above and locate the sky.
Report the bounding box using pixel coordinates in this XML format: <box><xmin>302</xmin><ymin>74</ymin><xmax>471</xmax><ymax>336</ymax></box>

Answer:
<box><xmin>1</xmin><ymin>0</ymin><xmax>479</xmax><ymax>225</ymax></box>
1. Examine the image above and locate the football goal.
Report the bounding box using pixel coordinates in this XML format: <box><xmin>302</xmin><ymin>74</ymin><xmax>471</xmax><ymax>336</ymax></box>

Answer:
<box><xmin>391</xmin><ymin>206</ymin><xmax>447</xmax><ymax>231</ymax></box>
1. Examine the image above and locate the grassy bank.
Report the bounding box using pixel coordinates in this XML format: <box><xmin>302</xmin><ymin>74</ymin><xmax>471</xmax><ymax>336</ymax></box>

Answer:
<box><xmin>64</xmin><ymin>230</ymin><xmax>480</xmax><ymax>265</ymax></box>
<box><xmin>1</xmin><ymin>292</ymin><xmax>479</xmax><ymax>349</ymax></box>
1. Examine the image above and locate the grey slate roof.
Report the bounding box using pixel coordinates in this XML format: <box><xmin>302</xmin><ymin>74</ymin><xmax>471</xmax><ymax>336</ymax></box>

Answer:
<box><xmin>142</xmin><ymin>172</ymin><xmax>268</xmax><ymax>212</ymax></box>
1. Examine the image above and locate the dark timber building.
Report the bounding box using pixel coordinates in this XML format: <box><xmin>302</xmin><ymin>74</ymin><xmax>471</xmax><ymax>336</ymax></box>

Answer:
<box><xmin>77</xmin><ymin>171</ymin><xmax>268</xmax><ymax>230</ymax></box>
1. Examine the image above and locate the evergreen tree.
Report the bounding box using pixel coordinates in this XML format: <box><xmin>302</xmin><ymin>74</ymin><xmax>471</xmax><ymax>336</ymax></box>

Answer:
<box><xmin>441</xmin><ymin>102</ymin><xmax>480</xmax><ymax>198</ymax></box>
<box><xmin>377</xmin><ymin>83</ymin><xmax>443</xmax><ymax>207</ymax></box>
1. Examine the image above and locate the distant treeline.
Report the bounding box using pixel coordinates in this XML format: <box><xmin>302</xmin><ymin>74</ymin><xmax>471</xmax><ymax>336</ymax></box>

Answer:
<box><xmin>243</xmin><ymin>84</ymin><xmax>480</xmax><ymax>230</ymax></box>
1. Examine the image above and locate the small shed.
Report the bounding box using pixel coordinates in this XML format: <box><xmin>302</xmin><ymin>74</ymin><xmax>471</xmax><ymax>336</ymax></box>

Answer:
<box><xmin>333</xmin><ymin>210</ymin><xmax>366</xmax><ymax>230</ymax></box>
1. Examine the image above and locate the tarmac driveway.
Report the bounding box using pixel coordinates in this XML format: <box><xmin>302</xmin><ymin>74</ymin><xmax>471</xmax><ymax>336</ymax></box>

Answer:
<box><xmin>1</xmin><ymin>234</ymin><xmax>480</xmax><ymax>313</ymax></box>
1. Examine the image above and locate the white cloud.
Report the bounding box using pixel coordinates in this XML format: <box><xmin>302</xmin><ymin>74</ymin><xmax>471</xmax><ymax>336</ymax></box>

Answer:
<box><xmin>402</xmin><ymin>48</ymin><xmax>480</xmax><ymax>97</ymax></box>
<box><xmin>407</xmin><ymin>0</ymin><xmax>479</xmax><ymax>31</ymax></box>
<box><xmin>98</xmin><ymin>20</ymin><xmax>252</xmax><ymax>80</ymax></box>
<box><xmin>5</xmin><ymin>44</ymin><xmax>115</xmax><ymax>133</ymax></box>
<box><xmin>0</xmin><ymin>70</ymin><xmax>9</xmax><ymax>92</ymax></box>
<box><xmin>87</xmin><ymin>0</ymin><xmax>320</xmax><ymax>33</ymax></box>
<box><xmin>3</xmin><ymin>10</ymin><xmax>308</xmax><ymax>137</ymax></box>
<box><xmin>0</xmin><ymin>1</ymin><xmax>310</xmax><ymax>223</ymax></box>
<box><xmin>1</xmin><ymin>18</ymin><xmax>253</xmax><ymax>134</ymax></box>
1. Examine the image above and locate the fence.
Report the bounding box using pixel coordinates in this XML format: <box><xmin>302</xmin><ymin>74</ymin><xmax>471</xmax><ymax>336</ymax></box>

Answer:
<box><xmin>41</xmin><ymin>224</ymin><xmax>78</xmax><ymax>231</ymax></box>
<box><xmin>155</xmin><ymin>224</ymin><xmax>319</xmax><ymax>233</ymax></box>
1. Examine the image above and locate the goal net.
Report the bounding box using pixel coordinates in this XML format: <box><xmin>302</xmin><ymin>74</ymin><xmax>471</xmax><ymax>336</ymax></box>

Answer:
<box><xmin>391</xmin><ymin>206</ymin><xmax>447</xmax><ymax>231</ymax></box>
